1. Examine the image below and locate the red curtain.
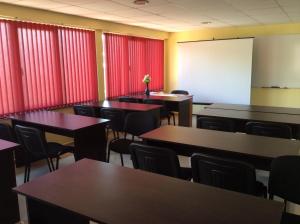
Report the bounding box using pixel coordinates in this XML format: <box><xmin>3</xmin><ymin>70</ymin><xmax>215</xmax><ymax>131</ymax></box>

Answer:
<box><xmin>0</xmin><ymin>20</ymin><xmax>24</xmax><ymax>115</ymax></box>
<box><xmin>104</xmin><ymin>33</ymin><xmax>129</xmax><ymax>99</ymax></box>
<box><xmin>0</xmin><ymin>19</ymin><xmax>98</xmax><ymax>116</ymax></box>
<box><xmin>58</xmin><ymin>28</ymin><xmax>98</xmax><ymax>104</ymax></box>
<box><xmin>104</xmin><ymin>33</ymin><xmax>164</xmax><ymax>99</ymax></box>
<box><xmin>17</xmin><ymin>22</ymin><xmax>63</xmax><ymax>110</ymax></box>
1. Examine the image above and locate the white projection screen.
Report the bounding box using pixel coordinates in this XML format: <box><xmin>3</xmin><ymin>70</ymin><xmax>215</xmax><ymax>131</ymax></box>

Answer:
<box><xmin>177</xmin><ymin>38</ymin><xmax>253</xmax><ymax>104</ymax></box>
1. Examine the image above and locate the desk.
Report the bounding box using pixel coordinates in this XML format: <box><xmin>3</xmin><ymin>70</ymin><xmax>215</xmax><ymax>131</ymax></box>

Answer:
<box><xmin>129</xmin><ymin>94</ymin><xmax>193</xmax><ymax>127</ymax></box>
<box><xmin>83</xmin><ymin>100</ymin><xmax>162</xmax><ymax>123</ymax></box>
<box><xmin>11</xmin><ymin>111</ymin><xmax>109</xmax><ymax>165</ymax></box>
<box><xmin>14</xmin><ymin>159</ymin><xmax>283</xmax><ymax>224</ymax></box>
<box><xmin>0</xmin><ymin>139</ymin><xmax>20</xmax><ymax>223</ymax></box>
<box><xmin>197</xmin><ymin>108</ymin><xmax>300</xmax><ymax>138</ymax></box>
<box><xmin>140</xmin><ymin>125</ymin><xmax>300</xmax><ymax>171</ymax></box>
<box><xmin>206</xmin><ymin>103</ymin><xmax>300</xmax><ymax>115</ymax></box>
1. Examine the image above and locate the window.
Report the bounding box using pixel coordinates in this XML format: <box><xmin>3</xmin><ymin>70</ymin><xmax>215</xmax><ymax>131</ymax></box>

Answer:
<box><xmin>104</xmin><ymin>33</ymin><xmax>164</xmax><ymax>99</ymax></box>
<box><xmin>0</xmin><ymin>19</ymin><xmax>98</xmax><ymax>116</ymax></box>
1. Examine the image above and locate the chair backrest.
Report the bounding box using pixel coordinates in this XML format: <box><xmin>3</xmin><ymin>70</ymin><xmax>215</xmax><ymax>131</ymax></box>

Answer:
<box><xmin>124</xmin><ymin>112</ymin><xmax>158</xmax><ymax>137</ymax></box>
<box><xmin>118</xmin><ymin>96</ymin><xmax>140</xmax><ymax>103</ymax></box>
<box><xmin>0</xmin><ymin>123</ymin><xmax>15</xmax><ymax>141</ymax></box>
<box><xmin>197</xmin><ymin>117</ymin><xmax>235</xmax><ymax>132</ymax></box>
<box><xmin>191</xmin><ymin>153</ymin><xmax>257</xmax><ymax>195</ymax></box>
<box><xmin>245</xmin><ymin>121</ymin><xmax>292</xmax><ymax>139</ymax></box>
<box><xmin>73</xmin><ymin>105</ymin><xmax>97</xmax><ymax>117</ymax></box>
<box><xmin>130</xmin><ymin>143</ymin><xmax>181</xmax><ymax>178</ymax></box>
<box><xmin>100</xmin><ymin>108</ymin><xmax>125</xmax><ymax>132</ymax></box>
<box><xmin>269</xmin><ymin>156</ymin><xmax>300</xmax><ymax>205</ymax></box>
<box><xmin>15</xmin><ymin>125</ymin><xmax>48</xmax><ymax>159</ymax></box>
<box><xmin>171</xmin><ymin>90</ymin><xmax>189</xmax><ymax>95</ymax></box>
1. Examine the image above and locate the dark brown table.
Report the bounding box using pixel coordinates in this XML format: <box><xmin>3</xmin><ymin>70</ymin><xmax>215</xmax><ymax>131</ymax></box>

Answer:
<box><xmin>83</xmin><ymin>100</ymin><xmax>162</xmax><ymax>123</ymax></box>
<box><xmin>14</xmin><ymin>159</ymin><xmax>283</xmax><ymax>224</ymax></box>
<box><xmin>206</xmin><ymin>103</ymin><xmax>300</xmax><ymax>115</ymax></box>
<box><xmin>0</xmin><ymin>139</ymin><xmax>20</xmax><ymax>223</ymax></box>
<box><xmin>140</xmin><ymin>125</ymin><xmax>300</xmax><ymax>171</ymax></box>
<box><xmin>10</xmin><ymin>111</ymin><xmax>109</xmax><ymax>165</ymax></box>
<box><xmin>197</xmin><ymin>108</ymin><xmax>300</xmax><ymax>139</ymax></box>
<box><xmin>129</xmin><ymin>94</ymin><xmax>193</xmax><ymax>127</ymax></box>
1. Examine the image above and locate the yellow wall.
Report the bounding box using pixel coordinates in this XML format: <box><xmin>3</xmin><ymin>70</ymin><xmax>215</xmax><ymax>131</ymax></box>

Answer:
<box><xmin>167</xmin><ymin>23</ymin><xmax>300</xmax><ymax>108</ymax></box>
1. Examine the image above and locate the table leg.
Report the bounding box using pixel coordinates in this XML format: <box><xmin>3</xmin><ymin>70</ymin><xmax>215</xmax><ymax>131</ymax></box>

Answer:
<box><xmin>74</xmin><ymin>124</ymin><xmax>107</xmax><ymax>161</ymax></box>
<box><xmin>27</xmin><ymin>198</ymin><xmax>89</xmax><ymax>224</ymax></box>
<box><xmin>178</xmin><ymin>98</ymin><xmax>193</xmax><ymax>127</ymax></box>
<box><xmin>0</xmin><ymin>149</ymin><xmax>20</xmax><ymax>223</ymax></box>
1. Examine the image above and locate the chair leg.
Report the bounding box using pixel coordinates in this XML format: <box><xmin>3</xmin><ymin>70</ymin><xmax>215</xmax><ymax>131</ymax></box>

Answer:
<box><xmin>107</xmin><ymin>146</ymin><xmax>111</xmax><ymax>163</ymax></box>
<box><xmin>46</xmin><ymin>158</ymin><xmax>53</xmax><ymax>172</ymax></box>
<box><xmin>172</xmin><ymin>114</ymin><xmax>176</xmax><ymax>125</ymax></box>
<box><xmin>24</xmin><ymin>165</ymin><xmax>29</xmax><ymax>183</ymax></box>
<box><xmin>56</xmin><ymin>156</ymin><xmax>60</xmax><ymax>170</ymax></box>
<box><xmin>120</xmin><ymin>153</ymin><xmax>124</xmax><ymax>166</ymax></box>
<box><xmin>26</xmin><ymin>165</ymin><xmax>31</xmax><ymax>182</ymax></box>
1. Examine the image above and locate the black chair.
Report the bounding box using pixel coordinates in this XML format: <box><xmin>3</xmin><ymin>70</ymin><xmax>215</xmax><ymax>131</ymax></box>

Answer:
<box><xmin>143</xmin><ymin>98</ymin><xmax>176</xmax><ymax>125</ymax></box>
<box><xmin>73</xmin><ymin>105</ymin><xmax>98</xmax><ymax>117</ymax></box>
<box><xmin>171</xmin><ymin>90</ymin><xmax>189</xmax><ymax>95</ymax></box>
<box><xmin>100</xmin><ymin>108</ymin><xmax>125</xmax><ymax>139</ymax></box>
<box><xmin>108</xmin><ymin>112</ymin><xmax>158</xmax><ymax>166</ymax></box>
<box><xmin>130</xmin><ymin>143</ymin><xmax>191</xmax><ymax>180</ymax></box>
<box><xmin>191</xmin><ymin>153</ymin><xmax>267</xmax><ymax>197</ymax></box>
<box><xmin>269</xmin><ymin>156</ymin><xmax>300</xmax><ymax>224</ymax></box>
<box><xmin>15</xmin><ymin>125</ymin><xmax>74</xmax><ymax>183</ymax></box>
<box><xmin>245</xmin><ymin>121</ymin><xmax>292</xmax><ymax>139</ymax></box>
<box><xmin>118</xmin><ymin>96</ymin><xmax>140</xmax><ymax>103</ymax></box>
<box><xmin>197</xmin><ymin>116</ymin><xmax>235</xmax><ymax>132</ymax></box>
<box><xmin>0</xmin><ymin>123</ymin><xmax>15</xmax><ymax>141</ymax></box>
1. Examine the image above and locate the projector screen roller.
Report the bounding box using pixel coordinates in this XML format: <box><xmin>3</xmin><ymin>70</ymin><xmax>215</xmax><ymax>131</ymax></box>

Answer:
<box><xmin>177</xmin><ymin>38</ymin><xmax>253</xmax><ymax>104</ymax></box>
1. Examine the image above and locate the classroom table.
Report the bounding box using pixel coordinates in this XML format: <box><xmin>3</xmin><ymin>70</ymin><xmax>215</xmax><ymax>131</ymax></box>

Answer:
<box><xmin>0</xmin><ymin>139</ymin><xmax>20</xmax><ymax>223</ymax></box>
<box><xmin>128</xmin><ymin>93</ymin><xmax>193</xmax><ymax>127</ymax></box>
<box><xmin>10</xmin><ymin>111</ymin><xmax>109</xmax><ymax>165</ymax></box>
<box><xmin>197</xmin><ymin>108</ymin><xmax>300</xmax><ymax>138</ymax></box>
<box><xmin>205</xmin><ymin>103</ymin><xmax>300</xmax><ymax>115</ymax></box>
<box><xmin>82</xmin><ymin>100</ymin><xmax>162</xmax><ymax>123</ymax></box>
<box><xmin>14</xmin><ymin>159</ymin><xmax>283</xmax><ymax>224</ymax></box>
<box><xmin>140</xmin><ymin>125</ymin><xmax>300</xmax><ymax>171</ymax></box>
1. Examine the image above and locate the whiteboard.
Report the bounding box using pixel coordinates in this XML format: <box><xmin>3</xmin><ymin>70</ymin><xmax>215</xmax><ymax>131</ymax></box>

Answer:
<box><xmin>177</xmin><ymin>38</ymin><xmax>253</xmax><ymax>104</ymax></box>
<box><xmin>252</xmin><ymin>34</ymin><xmax>300</xmax><ymax>88</ymax></box>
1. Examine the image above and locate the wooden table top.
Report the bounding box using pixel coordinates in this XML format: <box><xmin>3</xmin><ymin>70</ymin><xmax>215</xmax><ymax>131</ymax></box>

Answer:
<box><xmin>130</xmin><ymin>94</ymin><xmax>192</xmax><ymax>102</ymax></box>
<box><xmin>0</xmin><ymin>139</ymin><xmax>19</xmax><ymax>152</ymax></box>
<box><xmin>206</xmin><ymin>103</ymin><xmax>300</xmax><ymax>115</ymax></box>
<box><xmin>85</xmin><ymin>100</ymin><xmax>162</xmax><ymax>111</ymax></box>
<box><xmin>140</xmin><ymin>126</ymin><xmax>300</xmax><ymax>159</ymax></box>
<box><xmin>10</xmin><ymin>111</ymin><xmax>109</xmax><ymax>131</ymax></box>
<box><xmin>14</xmin><ymin>159</ymin><xmax>283</xmax><ymax>224</ymax></box>
<box><xmin>197</xmin><ymin>108</ymin><xmax>300</xmax><ymax>125</ymax></box>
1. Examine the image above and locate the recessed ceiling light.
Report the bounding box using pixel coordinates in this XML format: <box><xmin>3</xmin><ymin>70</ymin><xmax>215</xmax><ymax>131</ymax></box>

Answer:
<box><xmin>201</xmin><ymin>21</ymin><xmax>212</xmax><ymax>24</ymax></box>
<box><xmin>133</xmin><ymin>0</ymin><xmax>149</xmax><ymax>5</ymax></box>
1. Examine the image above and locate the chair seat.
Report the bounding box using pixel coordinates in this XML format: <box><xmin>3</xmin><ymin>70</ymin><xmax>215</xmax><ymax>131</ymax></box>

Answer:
<box><xmin>109</xmin><ymin>139</ymin><xmax>135</xmax><ymax>154</ymax></box>
<box><xmin>47</xmin><ymin>142</ymin><xmax>74</xmax><ymax>158</ymax></box>
<box><xmin>179</xmin><ymin>167</ymin><xmax>192</xmax><ymax>180</ymax></box>
<box><xmin>281</xmin><ymin>212</ymin><xmax>300</xmax><ymax>224</ymax></box>
<box><xmin>255</xmin><ymin>181</ymin><xmax>267</xmax><ymax>198</ymax></box>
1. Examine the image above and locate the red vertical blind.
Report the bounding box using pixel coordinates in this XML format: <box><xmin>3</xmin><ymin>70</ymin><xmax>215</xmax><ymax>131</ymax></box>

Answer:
<box><xmin>0</xmin><ymin>20</ymin><xmax>24</xmax><ymax>115</ymax></box>
<box><xmin>104</xmin><ymin>33</ymin><xmax>164</xmax><ymax>99</ymax></box>
<box><xmin>58</xmin><ymin>28</ymin><xmax>98</xmax><ymax>104</ymax></box>
<box><xmin>17</xmin><ymin>22</ymin><xmax>63</xmax><ymax>110</ymax></box>
<box><xmin>104</xmin><ymin>33</ymin><xmax>129</xmax><ymax>99</ymax></box>
<box><xmin>128</xmin><ymin>37</ymin><xmax>147</xmax><ymax>95</ymax></box>
<box><xmin>0</xmin><ymin>19</ymin><xmax>98</xmax><ymax>116</ymax></box>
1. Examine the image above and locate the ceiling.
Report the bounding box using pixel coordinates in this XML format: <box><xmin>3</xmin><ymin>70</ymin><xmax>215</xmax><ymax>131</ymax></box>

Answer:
<box><xmin>1</xmin><ymin>0</ymin><xmax>300</xmax><ymax>32</ymax></box>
